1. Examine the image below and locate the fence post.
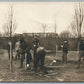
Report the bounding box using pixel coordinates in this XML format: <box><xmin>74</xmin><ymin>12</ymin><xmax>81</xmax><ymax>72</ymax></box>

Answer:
<box><xmin>25</xmin><ymin>53</ymin><xmax>27</xmax><ymax>71</ymax></box>
<box><xmin>9</xmin><ymin>42</ymin><xmax>12</xmax><ymax>72</ymax></box>
<box><xmin>56</xmin><ymin>45</ymin><xmax>58</xmax><ymax>60</ymax></box>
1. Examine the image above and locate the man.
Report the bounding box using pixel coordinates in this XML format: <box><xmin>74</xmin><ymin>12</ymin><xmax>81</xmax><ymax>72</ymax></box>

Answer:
<box><xmin>78</xmin><ymin>39</ymin><xmax>84</xmax><ymax>68</ymax></box>
<box><xmin>33</xmin><ymin>35</ymin><xmax>39</xmax><ymax>58</ymax></box>
<box><xmin>32</xmin><ymin>35</ymin><xmax>40</xmax><ymax>68</ymax></box>
<box><xmin>62</xmin><ymin>39</ymin><xmax>69</xmax><ymax>64</ymax></box>
<box><xmin>15</xmin><ymin>39</ymin><xmax>21</xmax><ymax>60</ymax></box>
<box><xmin>33</xmin><ymin>46</ymin><xmax>46</xmax><ymax>72</ymax></box>
<box><xmin>25</xmin><ymin>46</ymin><xmax>32</xmax><ymax>69</ymax></box>
<box><xmin>35</xmin><ymin>47</ymin><xmax>46</xmax><ymax>71</ymax></box>
<box><xmin>20</xmin><ymin>38</ymin><xmax>26</xmax><ymax>68</ymax></box>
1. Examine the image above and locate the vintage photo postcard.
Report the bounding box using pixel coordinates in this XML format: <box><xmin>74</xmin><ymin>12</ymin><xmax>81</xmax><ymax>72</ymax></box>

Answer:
<box><xmin>0</xmin><ymin>0</ymin><xmax>84</xmax><ymax>82</ymax></box>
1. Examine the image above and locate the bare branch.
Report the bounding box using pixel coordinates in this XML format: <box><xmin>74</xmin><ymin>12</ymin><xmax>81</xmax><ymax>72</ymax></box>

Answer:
<box><xmin>70</xmin><ymin>2</ymin><xmax>84</xmax><ymax>38</ymax></box>
<box><xmin>42</xmin><ymin>23</ymin><xmax>47</xmax><ymax>34</ymax></box>
<box><xmin>3</xmin><ymin>5</ymin><xmax>17</xmax><ymax>37</ymax></box>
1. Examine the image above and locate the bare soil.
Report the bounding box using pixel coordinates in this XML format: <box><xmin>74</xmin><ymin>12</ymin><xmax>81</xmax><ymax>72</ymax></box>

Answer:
<box><xmin>0</xmin><ymin>49</ymin><xmax>84</xmax><ymax>82</ymax></box>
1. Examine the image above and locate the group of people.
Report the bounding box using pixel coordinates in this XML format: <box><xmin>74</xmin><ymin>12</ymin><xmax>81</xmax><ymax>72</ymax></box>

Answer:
<box><xmin>7</xmin><ymin>35</ymin><xmax>46</xmax><ymax>72</ymax></box>
<box><xmin>15</xmin><ymin>36</ymin><xmax>84</xmax><ymax>68</ymax></box>
<box><xmin>7</xmin><ymin>35</ymin><xmax>84</xmax><ymax>71</ymax></box>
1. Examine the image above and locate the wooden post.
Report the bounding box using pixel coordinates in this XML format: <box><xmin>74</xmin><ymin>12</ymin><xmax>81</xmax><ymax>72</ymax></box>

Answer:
<box><xmin>25</xmin><ymin>53</ymin><xmax>27</xmax><ymax>71</ymax></box>
<box><xmin>9</xmin><ymin>42</ymin><xmax>12</xmax><ymax>72</ymax></box>
<box><xmin>56</xmin><ymin>45</ymin><xmax>58</xmax><ymax>60</ymax></box>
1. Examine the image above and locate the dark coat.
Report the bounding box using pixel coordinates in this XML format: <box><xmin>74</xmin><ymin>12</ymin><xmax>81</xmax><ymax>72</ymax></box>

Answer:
<box><xmin>7</xmin><ymin>43</ymin><xmax>10</xmax><ymax>51</ymax></box>
<box><xmin>79</xmin><ymin>40</ymin><xmax>84</xmax><ymax>51</ymax></box>
<box><xmin>32</xmin><ymin>38</ymin><xmax>39</xmax><ymax>50</ymax></box>
<box><xmin>34</xmin><ymin>47</ymin><xmax>46</xmax><ymax>69</ymax></box>
<box><xmin>63</xmin><ymin>42</ymin><xmax>69</xmax><ymax>53</ymax></box>
<box><xmin>20</xmin><ymin>39</ymin><xmax>27</xmax><ymax>54</ymax></box>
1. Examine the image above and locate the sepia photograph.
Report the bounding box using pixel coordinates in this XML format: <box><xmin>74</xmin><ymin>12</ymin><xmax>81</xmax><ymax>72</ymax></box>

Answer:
<box><xmin>0</xmin><ymin>1</ymin><xmax>84</xmax><ymax>82</ymax></box>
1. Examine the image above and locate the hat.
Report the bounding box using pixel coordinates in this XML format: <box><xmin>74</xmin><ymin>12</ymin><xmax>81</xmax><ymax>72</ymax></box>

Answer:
<box><xmin>64</xmin><ymin>39</ymin><xmax>68</xmax><ymax>41</ymax></box>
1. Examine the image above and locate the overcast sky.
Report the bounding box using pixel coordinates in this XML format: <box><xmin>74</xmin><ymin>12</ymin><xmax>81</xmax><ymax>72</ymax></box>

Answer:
<box><xmin>0</xmin><ymin>2</ymin><xmax>79</xmax><ymax>34</ymax></box>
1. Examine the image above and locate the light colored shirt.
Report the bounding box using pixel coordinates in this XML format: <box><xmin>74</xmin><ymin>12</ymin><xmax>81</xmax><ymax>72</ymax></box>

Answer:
<box><xmin>36</xmin><ymin>47</ymin><xmax>44</xmax><ymax>53</ymax></box>
<box><xmin>15</xmin><ymin>41</ymin><xmax>21</xmax><ymax>51</ymax></box>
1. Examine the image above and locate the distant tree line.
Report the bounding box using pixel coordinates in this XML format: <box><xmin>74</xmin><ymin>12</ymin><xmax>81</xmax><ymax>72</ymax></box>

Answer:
<box><xmin>0</xmin><ymin>35</ymin><xmax>78</xmax><ymax>51</ymax></box>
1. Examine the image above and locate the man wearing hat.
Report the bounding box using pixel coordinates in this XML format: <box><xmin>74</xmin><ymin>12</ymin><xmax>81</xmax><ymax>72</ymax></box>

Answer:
<box><xmin>32</xmin><ymin>35</ymin><xmax>40</xmax><ymax>69</ymax></box>
<box><xmin>33</xmin><ymin>35</ymin><xmax>40</xmax><ymax>58</ymax></box>
<box><xmin>62</xmin><ymin>39</ymin><xmax>69</xmax><ymax>64</ymax></box>
<box><xmin>15</xmin><ymin>39</ymin><xmax>21</xmax><ymax>60</ymax></box>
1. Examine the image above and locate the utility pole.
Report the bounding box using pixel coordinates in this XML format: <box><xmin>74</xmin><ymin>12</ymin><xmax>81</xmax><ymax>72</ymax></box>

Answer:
<box><xmin>55</xmin><ymin>20</ymin><xmax>58</xmax><ymax>60</ymax></box>
<box><xmin>9</xmin><ymin>6</ymin><xmax>13</xmax><ymax>72</ymax></box>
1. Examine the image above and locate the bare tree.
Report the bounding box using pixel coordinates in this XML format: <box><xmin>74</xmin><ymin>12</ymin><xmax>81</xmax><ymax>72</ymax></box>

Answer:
<box><xmin>42</xmin><ymin>23</ymin><xmax>47</xmax><ymax>34</ymax></box>
<box><xmin>54</xmin><ymin>20</ymin><xmax>58</xmax><ymax>60</ymax></box>
<box><xmin>70</xmin><ymin>2</ymin><xmax>84</xmax><ymax>50</ymax></box>
<box><xmin>69</xmin><ymin>21</ymin><xmax>78</xmax><ymax>38</ymax></box>
<box><xmin>3</xmin><ymin>5</ymin><xmax>17</xmax><ymax>37</ymax></box>
<box><xmin>74</xmin><ymin>3</ymin><xmax>84</xmax><ymax>38</ymax></box>
<box><xmin>3</xmin><ymin>5</ymin><xmax>17</xmax><ymax>72</ymax></box>
<box><xmin>59</xmin><ymin>30</ymin><xmax>72</xmax><ymax>38</ymax></box>
<box><xmin>54</xmin><ymin>20</ymin><xmax>57</xmax><ymax>38</ymax></box>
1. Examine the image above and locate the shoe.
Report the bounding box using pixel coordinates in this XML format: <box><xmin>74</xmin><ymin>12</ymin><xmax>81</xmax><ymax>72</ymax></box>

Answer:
<box><xmin>19</xmin><ymin>66</ymin><xmax>23</xmax><ymax>68</ymax></box>
<box><xmin>43</xmin><ymin>71</ymin><xmax>48</xmax><ymax>74</ymax></box>
<box><xmin>76</xmin><ymin>66</ymin><xmax>80</xmax><ymax>69</ymax></box>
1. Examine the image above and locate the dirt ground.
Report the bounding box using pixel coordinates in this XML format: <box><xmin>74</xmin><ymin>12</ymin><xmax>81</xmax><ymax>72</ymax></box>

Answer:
<box><xmin>0</xmin><ymin>49</ymin><xmax>84</xmax><ymax>82</ymax></box>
